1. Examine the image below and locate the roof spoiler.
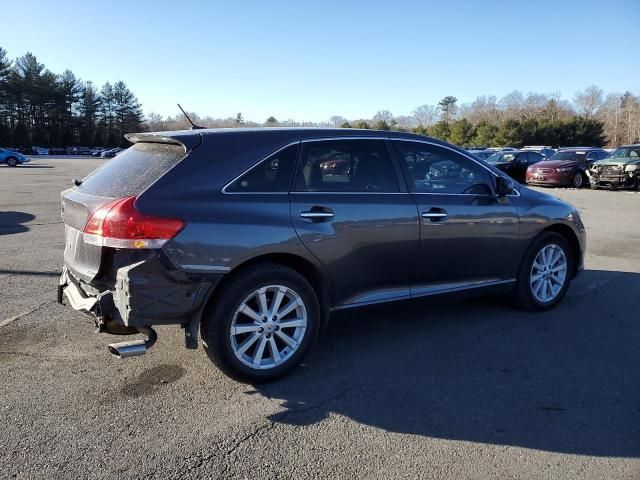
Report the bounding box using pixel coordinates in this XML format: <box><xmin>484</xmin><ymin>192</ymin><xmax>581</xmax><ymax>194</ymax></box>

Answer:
<box><xmin>124</xmin><ymin>132</ymin><xmax>203</xmax><ymax>152</ymax></box>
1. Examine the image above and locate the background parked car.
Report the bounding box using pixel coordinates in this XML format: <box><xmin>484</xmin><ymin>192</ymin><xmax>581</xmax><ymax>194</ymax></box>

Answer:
<box><xmin>91</xmin><ymin>147</ymin><xmax>106</xmax><ymax>156</ymax></box>
<box><xmin>487</xmin><ymin>147</ymin><xmax>519</xmax><ymax>152</ymax></box>
<box><xmin>17</xmin><ymin>146</ymin><xmax>34</xmax><ymax>155</ymax></box>
<box><xmin>486</xmin><ymin>150</ymin><xmax>545</xmax><ymax>182</ymax></box>
<box><xmin>66</xmin><ymin>146</ymin><xmax>92</xmax><ymax>155</ymax></box>
<box><xmin>521</xmin><ymin>145</ymin><xmax>556</xmax><ymax>159</ymax></box>
<box><xmin>588</xmin><ymin>144</ymin><xmax>640</xmax><ymax>191</ymax></box>
<box><xmin>100</xmin><ymin>147</ymin><xmax>124</xmax><ymax>158</ymax></box>
<box><xmin>527</xmin><ymin>148</ymin><xmax>609</xmax><ymax>189</ymax></box>
<box><xmin>48</xmin><ymin>147</ymin><xmax>66</xmax><ymax>155</ymax></box>
<box><xmin>32</xmin><ymin>146</ymin><xmax>49</xmax><ymax>155</ymax></box>
<box><xmin>0</xmin><ymin>147</ymin><xmax>30</xmax><ymax>166</ymax></box>
<box><xmin>467</xmin><ymin>149</ymin><xmax>494</xmax><ymax>160</ymax></box>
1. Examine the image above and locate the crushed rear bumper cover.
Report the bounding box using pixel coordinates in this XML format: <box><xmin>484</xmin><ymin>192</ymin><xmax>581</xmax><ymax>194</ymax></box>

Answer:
<box><xmin>58</xmin><ymin>256</ymin><xmax>220</xmax><ymax>329</ymax></box>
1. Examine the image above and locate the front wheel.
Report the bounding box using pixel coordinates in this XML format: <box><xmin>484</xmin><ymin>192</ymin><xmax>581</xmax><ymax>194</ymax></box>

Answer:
<box><xmin>201</xmin><ymin>263</ymin><xmax>320</xmax><ymax>383</ymax></box>
<box><xmin>571</xmin><ymin>172</ymin><xmax>584</xmax><ymax>188</ymax></box>
<box><xmin>6</xmin><ymin>157</ymin><xmax>18</xmax><ymax>167</ymax></box>
<box><xmin>513</xmin><ymin>232</ymin><xmax>574</xmax><ymax>311</ymax></box>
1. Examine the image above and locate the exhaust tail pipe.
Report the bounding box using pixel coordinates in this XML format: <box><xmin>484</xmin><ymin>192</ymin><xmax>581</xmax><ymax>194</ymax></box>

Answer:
<box><xmin>108</xmin><ymin>327</ymin><xmax>157</xmax><ymax>359</ymax></box>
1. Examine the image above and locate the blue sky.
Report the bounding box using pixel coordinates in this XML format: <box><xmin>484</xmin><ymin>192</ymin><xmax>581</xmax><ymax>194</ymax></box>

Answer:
<box><xmin>3</xmin><ymin>0</ymin><xmax>639</xmax><ymax>122</ymax></box>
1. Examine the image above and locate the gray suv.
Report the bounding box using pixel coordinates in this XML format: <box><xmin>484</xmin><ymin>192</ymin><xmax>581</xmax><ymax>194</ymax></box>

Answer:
<box><xmin>59</xmin><ymin>128</ymin><xmax>586</xmax><ymax>383</ymax></box>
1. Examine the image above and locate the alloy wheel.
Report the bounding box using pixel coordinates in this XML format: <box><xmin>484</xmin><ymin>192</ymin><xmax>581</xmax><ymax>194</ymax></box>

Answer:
<box><xmin>230</xmin><ymin>285</ymin><xmax>307</xmax><ymax>370</ymax></box>
<box><xmin>530</xmin><ymin>244</ymin><xmax>568</xmax><ymax>303</ymax></box>
<box><xmin>572</xmin><ymin>173</ymin><xmax>583</xmax><ymax>188</ymax></box>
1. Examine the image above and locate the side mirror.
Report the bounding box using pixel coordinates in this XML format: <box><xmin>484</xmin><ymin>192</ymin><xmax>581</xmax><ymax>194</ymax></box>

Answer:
<box><xmin>496</xmin><ymin>176</ymin><xmax>515</xmax><ymax>197</ymax></box>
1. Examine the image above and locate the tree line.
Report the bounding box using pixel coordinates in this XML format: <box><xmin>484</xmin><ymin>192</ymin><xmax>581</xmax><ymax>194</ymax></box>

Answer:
<box><xmin>148</xmin><ymin>88</ymin><xmax>639</xmax><ymax>148</ymax></box>
<box><xmin>1</xmin><ymin>46</ymin><xmax>638</xmax><ymax>149</ymax></box>
<box><xmin>337</xmin><ymin>90</ymin><xmax>637</xmax><ymax>148</ymax></box>
<box><xmin>0</xmin><ymin>47</ymin><xmax>144</xmax><ymax>148</ymax></box>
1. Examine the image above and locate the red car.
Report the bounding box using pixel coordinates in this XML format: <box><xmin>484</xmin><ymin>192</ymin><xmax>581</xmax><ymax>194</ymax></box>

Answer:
<box><xmin>526</xmin><ymin>148</ymin><xmax>609</xmax><ymax>188</ymax></box>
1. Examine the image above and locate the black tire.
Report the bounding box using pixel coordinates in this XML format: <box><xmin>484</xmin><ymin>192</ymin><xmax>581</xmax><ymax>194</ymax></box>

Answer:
<box><xmin>6</xmin><ymin>157</ymin><xmax>18</xmax><ymax>167</ymax></box>
<box><xmin>571</xmin><ymin>172</ymin><xmax>584</xmax><ymax>189</ymax></box>
<box><xmin>634</xmin><ymin>178</ymin><xmax>640</xmax><ymax>192</ymax></box>
<box><xmin>512</xmin><ymin>231</ymin><xmax>574</xmax><ymax>311</ymax></box>
<box><xmin>201</xmin><ymin>262</ymin><xmax>320</xmax><ymax>384</ymax></box>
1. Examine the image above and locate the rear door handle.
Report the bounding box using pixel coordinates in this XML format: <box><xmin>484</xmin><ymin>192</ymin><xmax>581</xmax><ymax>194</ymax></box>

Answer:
<box><xmin>421</xmin><ymin>208</ymin><xmax>448</xmax><ymax>222</ymax></box>
<box><xmin>300</xmin><ymin>211</ymin><xmax>334</xmax><ymax>219</ymax></box>
<box><xmin>300</xmin><ymin>207</ymin><xmax>335</xmax><ymax>221</ymax></box>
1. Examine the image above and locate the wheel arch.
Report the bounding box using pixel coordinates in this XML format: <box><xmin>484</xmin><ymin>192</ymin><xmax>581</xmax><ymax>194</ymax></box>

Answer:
<box><xmin>207</xmin><ymin>252</ymin><xmax>332</xmax><ymax>328</ymax></box>
<box><xmin>540</xmin><ymin>223</ymin><xmax>582</xmax><ymax>277</ymax></box>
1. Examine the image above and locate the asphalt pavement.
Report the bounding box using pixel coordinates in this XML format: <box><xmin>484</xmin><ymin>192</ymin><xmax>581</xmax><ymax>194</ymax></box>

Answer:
<box><xmin>1</xmin><ymin>158</ymin><xmax>639</xmax><ymax>479</ymax></box>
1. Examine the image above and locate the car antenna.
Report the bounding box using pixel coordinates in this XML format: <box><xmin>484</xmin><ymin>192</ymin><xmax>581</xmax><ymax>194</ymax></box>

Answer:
<box><xmin>177</xmin><ymin>103</ymin><xmax>205</xmax><ymax>130</ymax></box>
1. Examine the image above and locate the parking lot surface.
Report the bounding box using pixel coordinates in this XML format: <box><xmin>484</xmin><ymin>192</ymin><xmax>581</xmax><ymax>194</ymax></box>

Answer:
<box><xmin>1</xmin><ymin>158</ymin><xmax>639</xmax><ymax>479</ymax></box>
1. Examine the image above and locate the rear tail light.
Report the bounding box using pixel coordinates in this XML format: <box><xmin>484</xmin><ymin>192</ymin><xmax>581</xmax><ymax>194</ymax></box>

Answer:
<box><xmin>83</xmin><ymin>196</ymin><xmax>185</xmax><ymax>249</ymax></box>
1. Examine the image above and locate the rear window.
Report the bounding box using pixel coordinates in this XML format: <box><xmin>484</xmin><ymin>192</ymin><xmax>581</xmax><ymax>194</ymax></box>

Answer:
<box><xmin>78</xmin><ymin>143</ymin><xmax>185</xmax><ymax>197</ymax></box>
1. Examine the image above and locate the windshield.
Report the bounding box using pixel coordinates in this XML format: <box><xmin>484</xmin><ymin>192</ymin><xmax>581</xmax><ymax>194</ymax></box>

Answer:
<box><xmin>610</xmin><ymin>147</ymin><xmax>640</xmax><ymax>159</ymax></box>
<box><xmin>549</xmin><ymin>151</ymin><xmax>586</xmax><ymax>161</ymax></box>
<box><xmin>487</xmin><ymin>152</ymin><xmax>515</xmax><ymax>163</ymax></box>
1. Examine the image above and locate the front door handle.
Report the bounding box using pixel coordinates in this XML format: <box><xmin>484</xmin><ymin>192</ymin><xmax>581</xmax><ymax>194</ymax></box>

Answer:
<box><xmin>421</xmin><ymin>208</ymin><xmax>448</xmax><ymax>222</ymax></box>
<box><xmin>300</xmin><ymin>207</ymin><xmax>335</xmax><ymax>221</ymax></box>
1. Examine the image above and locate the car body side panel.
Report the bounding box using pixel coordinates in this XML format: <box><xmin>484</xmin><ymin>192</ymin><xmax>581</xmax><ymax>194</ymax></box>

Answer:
<box><xmin>290</xmin><ymin>192</ymin><xmax>419</xmax><ymax>307</ymax></box>
<box><xmin>161</xmin><ymin>193</ymin><xmax>326</xmax><ymax>278</ymax></box>
<box><xmin>512</xmin><ymin>186</ymin><xmax>586</xmax><ymax>272</ymax></box>
<box><xmin>410</xmin><ymin>193</ymin><xmax>520</xmax><ymax>289</ymax></box>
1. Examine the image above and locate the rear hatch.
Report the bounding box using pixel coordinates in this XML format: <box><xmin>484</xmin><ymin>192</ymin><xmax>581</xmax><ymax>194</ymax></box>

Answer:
<box><xmin>61</xmin><ymin>141</ymin><xmax>188</xmax><ymax>284</ymax></box>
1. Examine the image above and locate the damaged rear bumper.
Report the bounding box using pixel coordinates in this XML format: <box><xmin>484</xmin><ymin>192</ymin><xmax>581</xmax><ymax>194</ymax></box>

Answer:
<box><xmin>58</xmin><ymin>255</ymin><xmax>221</xmax><ymax>347</ymax></box>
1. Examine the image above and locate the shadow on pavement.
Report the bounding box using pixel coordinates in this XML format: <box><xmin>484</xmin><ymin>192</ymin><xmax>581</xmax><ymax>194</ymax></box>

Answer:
<box><xmin>0</xmin><ymin>269</ymin><xmax>60</xmax><ymax>277</ymax></box>
<box><xmin>0</xmin><ymin>211</ymin><xmax>36</xmax><ymax>235</ymax></box>
<box><xmin>257</xmin><ymin>269</ymin><xmax>640</xmax><ymax>457</ymax></box>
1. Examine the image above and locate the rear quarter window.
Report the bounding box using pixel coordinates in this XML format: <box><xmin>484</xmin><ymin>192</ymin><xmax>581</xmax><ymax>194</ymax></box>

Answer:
<box><xmin>225</xmin><ymin>143</ymin><xmax>299</xmax><ymax>193</ymax></box>
<box><xmin>78</xmin><ymin>143</ymin><xmax>185</xmax><ymax>197</ymax></box>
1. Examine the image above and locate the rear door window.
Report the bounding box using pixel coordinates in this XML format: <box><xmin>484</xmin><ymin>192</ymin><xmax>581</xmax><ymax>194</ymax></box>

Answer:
<box><xmin>78</xmin><ymin>143</ymin><xmax>185</xmax><ymax>198</ymax></box>
<box><xmin>293</xmin><ymin>140</ymin><xmax>399</xmax><ymax>193</ymax></box>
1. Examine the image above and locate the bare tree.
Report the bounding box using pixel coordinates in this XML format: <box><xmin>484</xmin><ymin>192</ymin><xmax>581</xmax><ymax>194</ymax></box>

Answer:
<box><xmin>372</xmin><ymin>110</ymin><xmax>394</xmax><ymax>124</ymax></box>
<box><xmin>464</xmin><ymin>95</ymin><xmax>500</xmax><ymax>124</ymax></box>
<box><xmin>329</xmin><ymin>115</ymin><xmax>347</xmax><ymax>128</ymax></box>
<box><xmin>574</xmin><ymin>85</ymin><xmax>604</xmax><ymax>119</ymax></box>
<box><xmin>499</xmin><ymin>90</ymin><xmax>525</xmax><ymax>120</ymax></box>
<box><xmin>412</xmin><ymin>104</ymin><xmax>438</xmax><ymax>127</ymax></box>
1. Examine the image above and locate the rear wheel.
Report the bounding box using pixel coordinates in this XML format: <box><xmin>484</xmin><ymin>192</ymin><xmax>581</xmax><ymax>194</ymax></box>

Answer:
<box><xmin>6</xmin><ymin>157</ymin><xmax>18</xmax><ymax>167</ymax></box>
<box><xmin>571</xmin><ymin>172</ymin><xmax>584</xmax><ymax>188</ymax></box>
<box><xmin>513</xmin><ymin>232</ymin><xmax>573</xmax><ymax>311</ymax></box>
<box><xmin>201</xmin><ymin>263</ymin><xmax>320</xmax><ymax>383</ymax></box>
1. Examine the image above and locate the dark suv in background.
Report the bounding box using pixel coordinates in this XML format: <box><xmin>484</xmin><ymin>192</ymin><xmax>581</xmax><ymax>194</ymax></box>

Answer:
<box><xmin>527</xmin><ymin>148</ymin><xmax>609</xmax><ymax>189</ymax></box>
<box><xmin>59</xmin><ymin>128</ymin><xmax>585</xmax><ymax>383</ymax></box>
<box><xmin>486</xmin><ymin>150</ymin><xmax>545</xmax><ymax>183</ymax></box>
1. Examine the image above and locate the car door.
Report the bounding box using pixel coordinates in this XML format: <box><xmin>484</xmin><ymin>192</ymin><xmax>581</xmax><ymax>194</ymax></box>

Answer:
<box><xmin>289</xmin><ymin>138</ymin><xmax>419</xmax><ymax>308</ymax></box>
<box><xmin>391</xmin><ymin>140</ymin><xmax>519</xmax><ymax>296</ymax></box>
